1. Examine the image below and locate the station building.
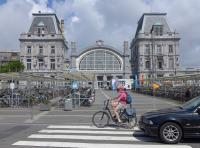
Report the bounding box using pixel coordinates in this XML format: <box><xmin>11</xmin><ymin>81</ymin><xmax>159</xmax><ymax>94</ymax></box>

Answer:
<box><xmin>130</xmin><ymin>13</ymin><xmax>181</xmax><ymax>82</ymax></box>
<box><xmin>70</xmin><ymin>40</ymin><xmax>132</xmax><ymax>89</ymax></box>
<box><xmin>19</xmin><ymin>12</ymin><xmax>68</xmax><ymax>78</ymax></box>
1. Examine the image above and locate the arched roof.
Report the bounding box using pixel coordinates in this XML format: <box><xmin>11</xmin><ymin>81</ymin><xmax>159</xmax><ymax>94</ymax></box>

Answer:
<box><xmin>77</xmin><ymin>44</ymin><xmax>124</xmax><ymax>57</ymax></box>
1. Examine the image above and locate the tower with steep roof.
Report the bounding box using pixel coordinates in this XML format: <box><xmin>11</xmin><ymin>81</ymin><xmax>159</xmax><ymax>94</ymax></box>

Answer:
<box><xmin>19</xmin><ymin>12</ymin><xmax>68</xmax><ymax>78</ymax></box>
<box><xmin>130</xmin><ymin>13</ymin><xmax>180</xmax><ymax>84</ymax></box>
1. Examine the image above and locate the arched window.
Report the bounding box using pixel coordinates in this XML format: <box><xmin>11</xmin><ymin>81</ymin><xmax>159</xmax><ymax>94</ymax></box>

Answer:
<box><xmin>79</xmin><ymin>50</ymin><xmax>121</xmax><ymax>71</ymax></box>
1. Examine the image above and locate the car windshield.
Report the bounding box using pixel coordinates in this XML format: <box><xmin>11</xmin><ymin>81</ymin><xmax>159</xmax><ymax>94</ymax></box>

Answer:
<box><xmin>182</xmin><ymin>96</ymin><xmax>200</xmax><ymax>110</ymax></box>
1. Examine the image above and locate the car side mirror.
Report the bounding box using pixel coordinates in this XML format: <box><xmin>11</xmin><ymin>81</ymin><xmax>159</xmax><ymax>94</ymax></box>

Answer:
<box><xmin>196</xmin><ymin>107</ymin><xmax>200</xmax><ymax>115</ymax></box>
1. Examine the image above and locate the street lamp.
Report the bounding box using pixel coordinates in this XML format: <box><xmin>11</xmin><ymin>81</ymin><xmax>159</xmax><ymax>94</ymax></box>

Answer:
<box><xmin>174</xmin><ymin>29</ymin><xmax>177</xmax><ymax>76</ymax></box>
<box><xmin>150</xmin><ymin>26</ymin><xmax>155</xmax><ymax>83</ymax></box>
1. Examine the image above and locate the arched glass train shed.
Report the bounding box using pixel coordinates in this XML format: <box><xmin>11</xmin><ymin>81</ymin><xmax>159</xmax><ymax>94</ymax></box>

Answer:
<box><xmin>71</xmin><ymin>40</ymin><xmax>131</xmax><ymax>89</ymax></box>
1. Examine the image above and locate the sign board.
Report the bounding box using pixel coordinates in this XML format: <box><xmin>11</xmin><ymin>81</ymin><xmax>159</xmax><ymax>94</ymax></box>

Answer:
<box><xmin>72</xmin><ymin>81</ymin><xmax>79</xmax><ymax>89</ymax></box>
<box><xmin>152</xmin><ymin>82</ymin><xmax>160</xmax><ymax>90</ymax></box>
<box><xmin>10</xmin><ymin>83</ymin><xmax>15</xmax><ymax>90</ymax></box>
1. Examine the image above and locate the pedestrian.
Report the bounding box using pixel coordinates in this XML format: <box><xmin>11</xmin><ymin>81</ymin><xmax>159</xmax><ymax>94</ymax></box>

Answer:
<box><xmin>185</xmin><ymin>87</ymin><xmax>192</xmax><ymax>102</ymax></box>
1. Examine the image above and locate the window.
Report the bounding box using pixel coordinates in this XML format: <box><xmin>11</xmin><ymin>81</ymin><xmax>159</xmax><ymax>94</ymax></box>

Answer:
<box><xmin>158</xmin><ymin>61</ymin><xmax>163</xmax><ymax>69</ymax></box>
<box><xmin>27</xmin><ymin>59</ymin><xmax>31</xmax><ymax>70</ymax></box>
<box><xmin>27</xmin><ymin>46</ymin><xmax>31</xmax><ymax>54</ymax></box>
<box><xmin>152</xmin><ymin>25</ymin><xmax>163</xmax><ymax>36</ymax></box>
<box><xmin>51</xmin><ymin>46</ymin><xmax>55</xmax><ymax>54</ymax></box>
<box><xmin>157</xmin><ymin>45</ymin><xmax>162</xmax><ymax>54</ymax></box>
<box><xmin>145</xmin><ymin>61</ymin><xmax>150</xmax><ymax>69</ymax></box>
<box><xmin>117</xmin><ymin>76</ymin><xmax>123</xmax><ymax>79</ymax></box>
<box><xmin>79</xmin><ymin>50</ymin><xmax>121</xmax><ymax>71</ymax></box>
<box><xmin>145</xmin><ymin>45</ymin><xmax>150</xmax><ymax>54</ymax></box>
<box><xmin>97</xmin><ymin>76</ymin><xmax>103</xmax><ymax>81</ymax></box>
<box><xmin>169</xmin><ymin>58</ymin><xmax>174</xmax><ymax>69</ymax></box>
<box><xmin>39</xmin><ymin>46</ymin><xmax>43</xmax><ymax>54</ymax></box>
<box><xmin>50</xmin><ymin>59</ymin><xmax>55</xmax><ymax>70</ymax></box>
<box><xmin>37</xmin><ymin>26</ymin><xmax>45</xmax><ymax>36</ymax></box>
<box><xmin>169</xmin><ymin>45</ymin><xmax>173</xmax><ymax>53</ymax></box>
<box><xmin>37</xmin><ymin>28</ymin><xmax>41</xmax><ymax>36</ymax></box>
<box><xmin>41</xmin><ymin>27</ymin><xmax>45</xmax><ymax>36</ymax></box>
<box><xmin>38</xmin><ymin>59</ymin><xmax>44</xmax><ymax>70</ymax></box>
<box><xmin>157</xmin><ymin>74</ymin><xmax>163</xmax><ymax>78</ymax></box>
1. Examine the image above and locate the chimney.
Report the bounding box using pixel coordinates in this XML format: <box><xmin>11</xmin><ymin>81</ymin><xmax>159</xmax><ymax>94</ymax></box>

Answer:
<box><xmin>123</xmin><ymin>41</ymin><xmax>129</xmax><ymax>51</ymax></box>
<box><xmin>71</xmin><ymin>42</ymin><xmax>76</xmax><ymax>55</ymax></box>
<box><xmin>60</xmin><ymin>19</ymin><xmax>64</xmax><ymax>34</ymax></box>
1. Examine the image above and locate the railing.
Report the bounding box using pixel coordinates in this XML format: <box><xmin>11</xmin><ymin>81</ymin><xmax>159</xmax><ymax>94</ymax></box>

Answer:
<box><xmin>134</xmin><ymin>74</ymin><xmax>200</xmax><ymax>102</ymax></box>
<box><xmin>24</xmin><ymin>69</ymin><xmax>63</xmax><ymax>73</ymax></box>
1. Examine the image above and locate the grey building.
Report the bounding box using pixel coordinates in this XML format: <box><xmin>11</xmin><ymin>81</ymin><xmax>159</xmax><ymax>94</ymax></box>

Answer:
<box><xmin>19</xmin><ymin>12</ymin><xmax>68</xmax><ymax>78</ymax></box>
<box><xmin>130</xmin><ymin>13</ymin><xmax>180</xmax><ymax>83</ymax></box>
<box><xmin>0</xmin><ymin>51</ymin><xmax>20</xmax><ymax>67</ymax></box>
<box><xmin>71</xmin><ymin>40</ymin><xmax>131</xmax><ymax>89</ymax></box>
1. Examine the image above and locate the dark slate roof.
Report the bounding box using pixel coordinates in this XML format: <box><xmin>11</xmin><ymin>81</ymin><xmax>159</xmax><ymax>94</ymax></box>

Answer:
<box><xmin>29</xmin><ymin>13</ymin><xmax>62</xmax><ymax>34</ymax></box>
<box><xmin>135</xmin><ymin>13</ymin><xmax>171</xmax><ymax>37</ymax></box>
<box><xmin>29</xmin><ymin>17</ymin><xmax>56</xmax><ymax>33</ymax></box>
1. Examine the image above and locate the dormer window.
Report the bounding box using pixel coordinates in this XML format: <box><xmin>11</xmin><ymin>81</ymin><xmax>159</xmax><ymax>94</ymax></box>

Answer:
<box><xmin>151</xmin><ymin>23</ymin><xmax>163</xmax><ymax>36</ymax></box>
<box><xmin>37</xmin><ymin>28</ymin><xmax>41</xmax><ymax>36</ymax></box>
<box><xmin>37</xmin><ymin>21</ymin><xmax>45</xmax><ymax>36</ymax></box>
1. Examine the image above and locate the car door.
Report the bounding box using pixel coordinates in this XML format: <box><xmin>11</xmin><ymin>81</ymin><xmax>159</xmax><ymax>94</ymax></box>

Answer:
<box><xmin>193</xmin><ymin>106</ymin><xmax>200</xmax><ymax>136</ymax></box>
<box><xmin>183</xmin><ymin>106</ymin><xmax>200</xmax><ymax>137</ymax></box>
<box><xmin>180</xmin><ymin>111</ymin><xmax>200</xmax><ymax>137</ymax></box>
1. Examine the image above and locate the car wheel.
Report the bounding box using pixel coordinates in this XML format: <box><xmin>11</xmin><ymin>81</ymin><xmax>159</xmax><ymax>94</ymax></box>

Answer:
<box><xmin>159</xmin><ymin>122</ymin><xmax>182</xmax><ymax>144</ymax></box>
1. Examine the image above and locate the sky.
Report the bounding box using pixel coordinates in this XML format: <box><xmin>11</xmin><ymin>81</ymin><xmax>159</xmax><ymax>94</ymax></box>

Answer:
<box><xmin>0</xmin><ymin>0</ymin><xmax>200</xmax><ymax>69</ymax></box>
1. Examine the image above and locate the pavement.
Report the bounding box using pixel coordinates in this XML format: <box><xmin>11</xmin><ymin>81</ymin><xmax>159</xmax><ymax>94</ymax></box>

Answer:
<box><xmin>0</xmin><ymin>89</ymin><xmax>199</xmax><ymax>148</ymax></box>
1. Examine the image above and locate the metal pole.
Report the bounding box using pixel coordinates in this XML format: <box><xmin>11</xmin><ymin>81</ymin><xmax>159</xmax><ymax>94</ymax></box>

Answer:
<box><xmin>11</xmin><ymin>74</ymin><xmax>13</xmax><ymax>107</ymax></box>
<box><xmin>174</xmin><ymin>30</ymin><xmax>177</xmax><ymax>76</ymax></box>
<box><xmin>151</xmin><ymin>28</ymin><xmax>154</xmax><ymax>83</ymax></box>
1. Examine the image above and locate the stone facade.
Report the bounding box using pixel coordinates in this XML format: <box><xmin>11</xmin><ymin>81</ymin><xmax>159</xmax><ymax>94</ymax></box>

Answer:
<box><xmin>130</xmin><ymin>13</ymin><xmax>180</xmax><ymax>82</ymax></box>
<box><xmin>19</xmin><ymin>12</ymin><xmax>68</xmax><ymax>78</ymax></box>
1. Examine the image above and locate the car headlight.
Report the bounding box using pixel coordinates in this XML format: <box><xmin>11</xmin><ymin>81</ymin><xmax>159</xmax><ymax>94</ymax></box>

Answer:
<box><xmin>143</xmin><ymin>118</ymin><xmax>154</xmax><ymax>125</ymax></box>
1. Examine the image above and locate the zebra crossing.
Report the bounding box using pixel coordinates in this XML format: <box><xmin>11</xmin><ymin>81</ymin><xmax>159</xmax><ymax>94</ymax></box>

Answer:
<box><xmin>13</xmin><ymin>125</ymin><xmax>192</xmax><ymax>148</ymax></box>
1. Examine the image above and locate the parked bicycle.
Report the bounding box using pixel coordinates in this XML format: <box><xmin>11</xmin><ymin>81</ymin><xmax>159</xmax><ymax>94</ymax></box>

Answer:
<box><xmin>92</xmin><ymin>99</ymin><xmax>137</xmax><ymax>129</ymax></box>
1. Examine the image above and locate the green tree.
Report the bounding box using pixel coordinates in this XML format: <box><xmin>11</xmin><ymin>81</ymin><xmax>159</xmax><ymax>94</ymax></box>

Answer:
<box><xmin>0</xmin><ymin>60</ymin><xmax>25</xmax><ymax>73</ymax></box>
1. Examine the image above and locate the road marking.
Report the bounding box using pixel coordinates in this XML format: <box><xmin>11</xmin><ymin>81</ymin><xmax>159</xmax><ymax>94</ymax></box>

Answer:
<box><xmin>13</xmin><ymin>141</ymin><xmax>192</xmax><ymax>148</ymax></box>
<box><xmin>43</xmin><ymin>114</ymin><xmax>92</xmax><ymax>117</ymax></box>
<box><xmin>47</xmin><ymin>125</ymin><xmax>140</xmax><ymax>130</ymax></box>
<box><xmin>28</xmin><ymin>134</ymin><xmax>142</xmax><ymax>141</ymax></box>
<box><xmin>24</xmin><ymin>110</ymin><xmax>50</xmax><ymax>123</ymax></box>
<box><xmin>39</xmin><ymin>129</ymin><xmax>137</xmax><ymax>135</ymax></box>
<box><xmin>100</xmin><ymin>89</ymin><xmax>111</xmax><ymax>99</ymax></box>
<box><xmin>0</xmin><ymin>115</ymin><xmax>30</xmax><ymax>117</ymax></box>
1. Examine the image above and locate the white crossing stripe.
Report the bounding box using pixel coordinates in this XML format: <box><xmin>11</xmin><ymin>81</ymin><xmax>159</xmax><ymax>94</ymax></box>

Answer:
<box><xmin>12</xmin><ymin>125</ymin><xmax>192</xmax><ymax>148</ymax></box>
<box><xmin>13</xmin><ymin>141</ymin><xmax>192</xmax><ymax>148</ymax></box>
<box><xmin>47</xmin><ymin>125</ymin><xmax>140</xmax><ymax>131</ymax></box>
<box><xmin>28</xmin><ymin>134</ymin><xmax>141</xmax><ymax>141</ymax></box>
<box><xmin>39</xmin><ymin>129</ymin><xmax>135</xmax><ymax>135</ymax></box>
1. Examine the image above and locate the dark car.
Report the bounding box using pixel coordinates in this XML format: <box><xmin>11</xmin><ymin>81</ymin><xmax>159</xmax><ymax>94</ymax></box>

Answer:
<box><xmin>139</xmin><ymin>96</ymin><xmax>200</xmax><ymax>144</ymax></box>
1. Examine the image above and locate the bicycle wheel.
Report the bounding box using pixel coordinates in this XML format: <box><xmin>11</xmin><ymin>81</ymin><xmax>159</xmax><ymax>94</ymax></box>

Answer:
<box><xmin>92</xmin><ymin>111</ymin><xmax>110</xmax><ymax>128</ymax></box>
<box><xmin>128</xmin><ymin>116</ymin><xmax>137</xmax><ymax>129</ymax></box>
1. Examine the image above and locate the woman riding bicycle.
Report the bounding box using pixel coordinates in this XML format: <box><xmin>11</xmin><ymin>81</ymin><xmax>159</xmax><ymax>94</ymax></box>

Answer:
<box><xmin>111</xmin><ymin>85</ymin><xmax>127</xmax><ymax>123</ymax></box>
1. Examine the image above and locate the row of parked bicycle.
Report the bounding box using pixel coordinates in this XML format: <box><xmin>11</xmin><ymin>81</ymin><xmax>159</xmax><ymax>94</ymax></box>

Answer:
<box><xmin>137</xmin><ymin>85</ymin><xmax>200</xmax><ymax>101</ymax></box>
<box><xmin>0</xmin><ymin>85</ymin><xmax>95</xmax><ymax>108</ymax></box>
<box><xmin>57</xmin><ymin>86</ymin><xmax>95</xmax><ymax>108</ymax></box>
<box><xmin>0</xmin><ymin>86</ymin><xmax>63</xmax><ymax>107</ymax></box>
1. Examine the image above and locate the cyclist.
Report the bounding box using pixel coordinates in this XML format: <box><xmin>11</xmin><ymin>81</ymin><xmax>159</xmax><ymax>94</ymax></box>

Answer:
<box><xmin>111</xmin><ymin>85</ymin><xmax>127</xmax><ymax>123</ymax></box>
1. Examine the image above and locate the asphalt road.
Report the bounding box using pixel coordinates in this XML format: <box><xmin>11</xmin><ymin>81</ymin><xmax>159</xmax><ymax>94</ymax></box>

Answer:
<box><xmin>0</xmin><ymin>89</ymin><xmax>199</xmax><ymax>148</ymax></box>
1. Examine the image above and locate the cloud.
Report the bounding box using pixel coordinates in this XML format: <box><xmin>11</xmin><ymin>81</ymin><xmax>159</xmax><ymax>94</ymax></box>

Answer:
<box><xmin>0</xmin><ymin>0</ymin><xmax>200</xmax><ymax>69</ymax></box>
<box><xmin>0</xmin><ymin>0</ymin><xmax>53</xmax><ymax>51</ymax></box>
<box><xmin>71</xmin><ymin>16</ymin><xmax>79</xmax><ymax>23</ymax></box>
<box><xmin>26</xmin><ymin>0</ymin><xmax>54</xmax><ymax>17</ymax></box>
